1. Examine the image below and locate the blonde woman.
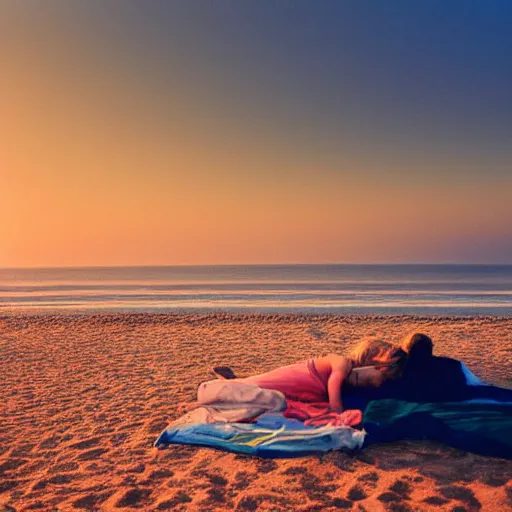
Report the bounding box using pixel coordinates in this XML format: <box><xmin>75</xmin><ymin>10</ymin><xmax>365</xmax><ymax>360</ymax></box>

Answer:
<box><xmin>214</xmin><ymin>338</ymin><xmax>407</xmax><ymax>413</ymax></box>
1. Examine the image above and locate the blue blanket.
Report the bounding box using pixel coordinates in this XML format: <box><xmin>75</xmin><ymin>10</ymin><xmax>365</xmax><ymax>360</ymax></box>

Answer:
<box><xmin>155</xmin><ymin>413</ymin><xmax>366</xmax><ymax>458</ymax></box>
<box><xmin>363</xmin><ymin>399</ymin><xmax>512</xmax><ymax>459</ymax></box>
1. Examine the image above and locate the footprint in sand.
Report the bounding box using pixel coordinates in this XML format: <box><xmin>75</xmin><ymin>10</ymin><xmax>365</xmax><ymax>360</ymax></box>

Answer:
<box><xmin>438</xmin><ymin>485</ymin><xmax>482</xmax><ymax>510</ymax></box>
<box><xmin>47</xmin><ymin>461</ymin><xmax>79</xmax><ymax>473</ymax></box>
<box><xmin>9</xmin><ymin>443</ymin><xmax>35</xmax><ymax>458</ymax></box>
<box><xmin>308</xmin><ymin>327</ymin><xmax>325</xmax><ymax>340</ymax></box>
<box><xmin>32</xmin><ymin>479</ymin><xmax>48</xmax><ymax>491</ymax></box>
<box><xmin>282</xmin><ymin>466</ymin><xmax>308</xmax><ymax>476</ymax></box>
<box><xmin>68</xmin><ymin>436</ymin><xmax>102</xmax><ymax>450</ymax></box>
<box><xmin>388</xmin><ymin>479</ymin><xmax>413</xmax><ymax>500</ymax></box>
<box><xmin>357</xmin><ymin>470</ymin><xmax>379</xmax><ymax>485</ymax></box>
<box><xmin>256</xmin><ymin>459</ymin><xmax>278</xmax><ymax>474</ymax></box>
<box><xmin>232</xmin><ymin>471</ymin><xmax>258</xmax><ymax>491</ymax></box>
<box><xmin>46</xmin><ymin>473</ymin><xmax>78</xmax><ymax>485</ymax></box>
<box><xmin>235</xmin><ymin>492</ymin><xmax>296</xmax><ymax>511</ymax></box>
<box><xmin>147</xmin><ymin>468</ymin><xmax>174</xmax><ymax>480</ymax></box>
<box><xmin>114</xmin><ymin>487</ymin><xmax>152</xmax><ymax>508</ymax></box>
<box><xmin>236</xmin><ymin>495</ymin><xmax>259</xmax><ymax>511</ymax></box>
<box><xmin>23</xmin><ymin>459</ymin><xmax>47</xmax><ymax>473</ymax></box>
<box><xmin>0</xmin><ymin>458</ymin><xmax>29</xmax><ymax>473</ymax></box>
<box><xmin>110</xmin><ymin>432</ymin><xmax>129</xmax><ymax>446</ymax></box>
<box><xmin>299</xmin><ymin>471</ymin><xmax>338</xmax><ymax>504</ymax></box>
<box><xmin>72</xmin><ymin>490</ymin><xmax>115</xmax><ymax>510</ymax></box>
<box><xmin>0</xmin><ymin>504</ymin><xmax>18</xmax><ymax>512</ymax></box>
<box><xmin>76</xmin><ymin>448</ymin><xmax>109</xmax><ymax>461</ymax></box>
<box><xmin>198</xmin><ymin>471</ymin><xmax>231</xmax><ymax>507</ymax></box>
<box><xmin>373</xmin><ymin>478</ymin><xmax>416</xmax><ymax>512</ymax></box>
<box><xmin>377</xmin><ymin>491</ymin><xmax>414</xmax><ymax>512</ymax></box>
<box><xmin>155</xmin><ymin>490</ymin><xmax>192</xmax><ymax>510</ymax></box>
<box><xmin>0</xmin><ymin>479</ymin><xmax>24</xmax><ymax>494</ymax></box>
<box><xmin>147</xmin><ymin>419</ymin><xmax>168</xmax><ymax>435</ymax></box>
<box><xmin>201</xmin><ymin>486</ymin><xmax>228</xmax><ymax>507</ymax></box>
<box><xmin>125</xmin><ymin>463</ymin><xmax>145</xmax><ymax>474</ymax></box>
<box><xmin>346</xmin><ymin>484</ymin><xmax>367</xmax><ymax>501</ymax></box>
<box><xmin>38</xmin><ymin>436</ymin><xmax>60</xmax><ymax>449</ymax></box>
<box><xmin>423</xmin><ymin>496</ymin><xmax>450</xmax><ymax>506</ymax></box>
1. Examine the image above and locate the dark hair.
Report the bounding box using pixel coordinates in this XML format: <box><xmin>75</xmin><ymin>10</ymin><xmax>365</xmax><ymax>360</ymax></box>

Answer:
<box><xmin>401</xmin><ymin>332</ymin><xmax>433</xmax><ymax>362</ymax></box>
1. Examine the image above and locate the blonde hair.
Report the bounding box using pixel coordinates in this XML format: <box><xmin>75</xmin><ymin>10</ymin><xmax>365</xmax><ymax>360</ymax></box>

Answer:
<box><xmin>349</xmin><ymin>337</ymin><xmax>407</xmax><ymax>379</ymax></box>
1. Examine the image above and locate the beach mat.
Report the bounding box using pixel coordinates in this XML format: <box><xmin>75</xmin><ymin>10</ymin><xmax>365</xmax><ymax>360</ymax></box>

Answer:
<box><xmin>363</xmin><ymin>399</ymin><xmax>512</xmax><ymax>459</ymax></box>
<box><xmin>155</xmin><ymin>413</ymin><xmax>366</xmax><ymax>458</ymax></box>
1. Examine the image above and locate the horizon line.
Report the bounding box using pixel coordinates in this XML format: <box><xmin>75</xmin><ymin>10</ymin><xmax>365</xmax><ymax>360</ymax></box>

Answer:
<box><xmin>2</xmin><ymin>262</ymin><xmax>512</xmax><ymax>271</ymax></box>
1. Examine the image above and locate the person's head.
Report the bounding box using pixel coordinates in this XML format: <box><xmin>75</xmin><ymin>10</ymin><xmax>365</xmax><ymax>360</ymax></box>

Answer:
<box><xmin>401</xmin><ymin>332</ymin><xmax>433</xmax><ymax>364</ymax></box>
<box><xmin>347</xmin><ymin>338</ymin><xmax>407</xmax><ymax>388</ymax></box>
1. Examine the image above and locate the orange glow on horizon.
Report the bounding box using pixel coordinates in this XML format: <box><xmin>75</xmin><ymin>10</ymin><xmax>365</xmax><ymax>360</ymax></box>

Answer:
<box><xmin>2</xmin><ymin>7</ymin><xmax>511</xmax><ymax>267</ymax></box>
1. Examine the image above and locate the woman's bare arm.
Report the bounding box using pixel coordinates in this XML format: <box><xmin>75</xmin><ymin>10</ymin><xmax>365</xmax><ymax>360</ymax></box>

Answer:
<box><xmin>326</xmin><ymin>354</ymin><xmax>353</xmax><ymax>412</ymax></box>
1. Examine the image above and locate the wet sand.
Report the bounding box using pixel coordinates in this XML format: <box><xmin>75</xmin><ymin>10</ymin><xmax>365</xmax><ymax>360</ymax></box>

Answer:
<box><xmin>1</xmin><ymin>313</ymin><xmax>512</xmax><ymax>511</ymax></box>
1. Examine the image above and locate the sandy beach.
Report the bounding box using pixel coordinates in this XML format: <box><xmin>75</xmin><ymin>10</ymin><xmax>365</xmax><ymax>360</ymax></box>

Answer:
<box><xmin>1</xmin><ymin>313</ymin><xmax>511</xmax><ymax>511</ymax></box>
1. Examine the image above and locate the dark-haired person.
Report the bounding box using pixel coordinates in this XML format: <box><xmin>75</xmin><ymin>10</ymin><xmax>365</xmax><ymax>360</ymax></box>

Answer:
<box><xmin>346</xmin><ymin>332</ymin><xmax>512</xmax><ymax>406</ymax></box>
<box><xmin>360</xmin><ymin>332</ymin><xmax>512</xmax><ymax>459</ymax></box>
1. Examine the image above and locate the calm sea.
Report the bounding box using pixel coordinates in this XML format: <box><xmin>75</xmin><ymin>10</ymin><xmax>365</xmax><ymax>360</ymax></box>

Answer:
<box><xmin>1</xmin><ymin>265</ymin><xmax>512</xmax><ymax>315</ymax></box>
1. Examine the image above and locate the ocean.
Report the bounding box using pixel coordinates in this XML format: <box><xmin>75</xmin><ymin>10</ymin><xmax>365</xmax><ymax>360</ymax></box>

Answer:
<box><xmin>1</xmin><ymin>264</ymin><xmax>512</xmax><ymax>315</ymax></box>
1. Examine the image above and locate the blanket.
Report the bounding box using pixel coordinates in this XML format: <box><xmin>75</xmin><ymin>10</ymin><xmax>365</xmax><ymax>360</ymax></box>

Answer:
<box><xmin>154</xmin><ymin>379</ymin><xmax>365</xmax><ymax>457</ymax></box>
<box><xmin>197</xmin><ymin>379</ymin><xmax>362</xmax><ymax>427</ymax></box>
<box><xmin>155</xmin><ymin>413</ymin><xmax>366</xmax><ymax>458</ymax></box>
<box><xmin>363</xmin><ymin>399</ymin><xmax>512</xmax><ymax>459</ymax></box>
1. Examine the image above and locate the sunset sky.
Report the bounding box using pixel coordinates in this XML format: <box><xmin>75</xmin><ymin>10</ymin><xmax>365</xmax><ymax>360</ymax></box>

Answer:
<box><xmin>1</xmin><ymin>2</ymin><xmax>511</xmax><ymax>267</ymax></box>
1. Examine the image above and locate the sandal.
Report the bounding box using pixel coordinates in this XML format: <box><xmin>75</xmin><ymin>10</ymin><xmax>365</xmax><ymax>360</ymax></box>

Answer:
<box><xmin>212</xmin><ymin>366</ymin><xmax>238</xmax><ymax>380</ymax></box>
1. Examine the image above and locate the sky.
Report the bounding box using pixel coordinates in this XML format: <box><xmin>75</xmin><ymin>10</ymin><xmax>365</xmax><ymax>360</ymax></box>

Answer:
<box><xmin>1</xmin><ymin>1</ymin><xmax>512</xmax><ymax>267</ymax></box>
